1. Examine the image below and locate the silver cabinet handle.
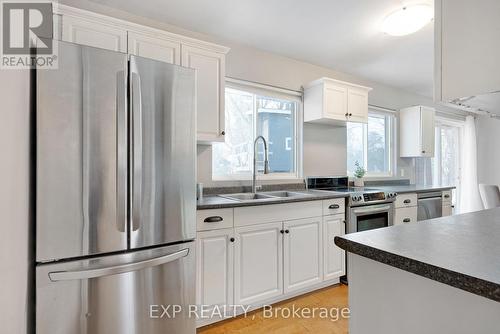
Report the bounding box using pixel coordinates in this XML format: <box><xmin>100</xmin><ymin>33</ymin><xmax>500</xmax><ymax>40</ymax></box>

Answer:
<box><xmin>204</xmin><ymin>216</ymin><xmax>223</xmax><ymax>223</ymax></box>
<box><xmin>49</xmin><ymin>249</ymin><xmax>189</xmax><ymax>282</ymax></box>
<box><xmin>444</xmin><ymin>194</ymin><xmax>450</xmax><ymax>198</ymax></box>
<box><xmin>403</xmin><ymin>218</ymin><xmax>411</xmax><ymax>223</ymax></box>
<box><xmin>131</xmin><ymin>70</ymin><xmax>142</xmax><ymax>232</ymax></box>
<box><xmin>403</xmin><ymin>199</ymin><xmax>411</xmax><ymax>204</ymax></box>
<box><xmin>329</xmin><ymin>204</ymin><xmax>340</xmax><ymax>209</ymax></box>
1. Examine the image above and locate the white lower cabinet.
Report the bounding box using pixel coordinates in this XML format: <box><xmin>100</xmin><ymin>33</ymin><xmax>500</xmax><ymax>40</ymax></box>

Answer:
<box><xmin>196</xmin><ymin>201</ymin><xmax>346</xmax><ymax>326</ymax></box>
<box><xmin>394</xmin><ymin>207</ymin><xmax>418</xmax><ymax>225</ymax></box>
<box><xmin>234</xmin><ymin>222</ymin><xmax>283</xmax><ymax>305</ymax></box>
<box><xmin>442</xmin><ymin>204</ymin><xmax>453</xmax><ymax>217</ymax></box>
<box><xmin>323</xmin><ymin>214</ymin><xmax>346</xmax><ymax>281</ymax></box>
<box><xmin>196</xmin><ymin>229</ymin><xmax>234</xmax><ymax>312</ymax></box>
<box><xmin>283</xmin><ymin>218</ymin><xmax>323</xmax><ymax>293</ymax></box>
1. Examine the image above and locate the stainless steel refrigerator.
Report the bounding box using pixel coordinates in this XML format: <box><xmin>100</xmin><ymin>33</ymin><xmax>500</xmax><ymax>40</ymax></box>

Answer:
<box><xmin>35</xmin><ymin>41</ymin><xmax>196</xmax><ymax>334</ymax></box>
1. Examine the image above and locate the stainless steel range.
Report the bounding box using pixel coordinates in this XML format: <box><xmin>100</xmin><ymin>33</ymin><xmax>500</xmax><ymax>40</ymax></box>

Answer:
<box><xmin>307</xmin><ymin>176</ymin><xmax>397</xmax><ymax>234</ymax></box>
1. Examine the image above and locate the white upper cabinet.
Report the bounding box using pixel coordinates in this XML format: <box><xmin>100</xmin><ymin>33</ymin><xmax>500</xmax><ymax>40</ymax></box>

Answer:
<box><xmin>60</xmin><ymin>14</ymin><xmax>127</xmax><ymax>52</ymax></box>
<box><xmin>304</xmin><ymin>78</ymin><xmax>372</xmax><ymax>125</ymax></box>
<box><xmin>400</xmin><ymin>106</ymin><xmax>435</xmax><ymax>158</ymax></box>
<box><xmin>435</xmin><ymin>0</ymin><xmax>500</xmax><ymax>102</ymax></box>
<box><xmin>127</xmin><ymin>31</ymin><xmax>180</xmax><ymax>65</ymax></box>
<box><xmin>54</xmin><ymin>4</ymin><xmax>229</xmax><ymax>143</ymax></box>
<box><xmin>182</xmin><ymin>46</ymin><xmax>226</xmax><ymax>143</ymax></box>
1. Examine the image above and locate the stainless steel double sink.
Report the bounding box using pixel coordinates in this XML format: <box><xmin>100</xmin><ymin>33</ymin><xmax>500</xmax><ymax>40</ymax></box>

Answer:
<box><xmin>218</xmin><ymin>191</ymin><xmax>314</xmax><ymax>202</ymax></box>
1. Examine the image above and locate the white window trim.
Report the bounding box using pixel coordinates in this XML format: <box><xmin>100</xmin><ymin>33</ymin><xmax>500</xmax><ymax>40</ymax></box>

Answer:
<box><xmin>212</xmin><ymin>79</ymin><xmax>303</xmax><ymax>181</ymax></box>
<box><xmin>348</xmin><ymin>109</ymin><xmax>396</xmax><ymax>178</ymax></box>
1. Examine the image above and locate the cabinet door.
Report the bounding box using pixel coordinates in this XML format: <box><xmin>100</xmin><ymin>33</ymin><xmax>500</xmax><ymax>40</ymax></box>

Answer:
<box><xmin>324</xmin><ymin>83</ymin><xmax>348</xmax><ymax>120</ymax></box>
<box><xmin>61</xmin><ymin>15</ymin><xmax>127</xmax><ymax>52</ymax></box>
<box><xmin>127</xmin><ymin>31</ymin><xmax>181</xmax><ymax>64</ymax></box>
<box><xmin>181</xmin><ymin>46</ymin><xmax>225</xmax><ymax>142</ymax></box>
<box><xmin>196</xmin><ymin>229</ymin><xmax>234</xmax><ymax>311</ymax></box>
<box><xmin>420</xmin><ymin>107</ymin><xmax>435</xmax><ymax>157</ymax></box>
<box><xmin>283</xmin><ymin>218</ymin><xmax>322</xmax><ymax>293</ymax></box>
<box><xmin>442</xmin><ymin>204</ymin><xmax>453</xmax><ymax>217</ymax></box>
<box><xmin>394</xmin><ymin>207</ymin><xmax>418</xmax><ymax>225</ymax></box>
<box><xmin>323</xmin><ymin>215</ymin><xmax>346</xmax><ymax>281</ymax></box>
<box><xmin>347</xmin><ymin>87</ymin><xmax>369</xmax><ymax>123</ymax></box>
<box><xmin>234</xmin><ymin>222</ymin><xmax>283</xmax><ymax>305</ymax></box>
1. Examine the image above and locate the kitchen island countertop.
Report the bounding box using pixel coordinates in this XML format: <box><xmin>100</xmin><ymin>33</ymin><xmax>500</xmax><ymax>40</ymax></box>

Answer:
<box><xmin>335</xmin><ymin>207</ymin><xmax>500</xmax><ymax>302</ymax></box>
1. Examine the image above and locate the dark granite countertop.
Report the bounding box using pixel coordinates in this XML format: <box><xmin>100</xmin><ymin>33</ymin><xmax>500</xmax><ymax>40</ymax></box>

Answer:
<box><xmin>374</xmin><ymin>184</ymin><xmax>455</xmax><ymax>194</ymax></box>
<box><xmin>197</xmin><ymin>190</ymin><xmax>349</xmax><ymax>210</ymax></box>
<box><xmin>335</xmin><ymin>208</ymin><xmax>500</xmax><ymax>302</ymax></box>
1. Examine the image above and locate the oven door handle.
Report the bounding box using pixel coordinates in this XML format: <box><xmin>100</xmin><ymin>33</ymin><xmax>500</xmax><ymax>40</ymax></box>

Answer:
<box><xmin>351</xmin><ymin>204</ymin><xmax>392</xmax><ymax>216</ymax></box>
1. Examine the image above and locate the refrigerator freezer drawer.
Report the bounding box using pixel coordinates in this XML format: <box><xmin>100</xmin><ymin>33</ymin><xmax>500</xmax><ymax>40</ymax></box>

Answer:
<box><xmin>36</xmin><ymin>242</ymin><xmax>196</xmax><ymax>334</ymax></box>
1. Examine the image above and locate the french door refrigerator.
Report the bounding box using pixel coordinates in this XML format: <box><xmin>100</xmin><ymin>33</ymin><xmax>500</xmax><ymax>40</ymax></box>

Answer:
<box><xmin>35</xmin><ymin>41</ymin><xmax>196</xmax><ymax>334</ymax></box>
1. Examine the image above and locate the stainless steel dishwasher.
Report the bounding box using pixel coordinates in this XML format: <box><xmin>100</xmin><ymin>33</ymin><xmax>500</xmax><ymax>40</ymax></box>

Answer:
<box><xmin>417</xmin><ymin>191</ymin><xmax>443</xmax><ymax>221</ymax></box>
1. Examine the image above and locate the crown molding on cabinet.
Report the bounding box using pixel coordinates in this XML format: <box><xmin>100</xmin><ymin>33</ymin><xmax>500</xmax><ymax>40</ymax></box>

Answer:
<box><xmin>53</xmin><ymin>3</ymin><xmax>230</xmax><ymax>54</ymax></box>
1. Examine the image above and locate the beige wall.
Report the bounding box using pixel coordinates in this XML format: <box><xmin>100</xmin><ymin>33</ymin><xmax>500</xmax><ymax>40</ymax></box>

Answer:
<box><xmin>59</xmin><ymin>0</ymin><xmax>461</xmax><ymax>186</ymax></box>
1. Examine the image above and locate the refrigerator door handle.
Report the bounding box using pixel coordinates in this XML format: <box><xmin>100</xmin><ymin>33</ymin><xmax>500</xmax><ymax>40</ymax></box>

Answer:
<box><xmin>116</xmin><ymin>70</ymin><xmax>128</xmax><ymax>233</ymax></box>
<box><xmin>131</xmin><ymin>69</ymin><xmax>142</xmax><ymax>232</ymax></box>
<box><xmin>48</xmin><ymin>248</ymin><xmax>189</xmax><ymax>282</ymax></box>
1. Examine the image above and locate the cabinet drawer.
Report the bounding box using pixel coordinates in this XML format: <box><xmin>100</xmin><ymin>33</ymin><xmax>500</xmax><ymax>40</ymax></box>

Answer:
<box><xmin>234</xmin><ymin>201</ymin><xmax>322</xmax><ymax>227</ymax></box>
<box><xmin>442</xmin><ymin>190</ymin><xmax>452</xmax><ymax>203</ymax></box>
<box><xmin>197</xmin><ymin>209</ymin><xmax>233</xmax><ymax>231</ymax></box>
<box><xmin>394</xmin><ymin>207</ymin><xmax>418</xmax><ymax>225</ymax></box>
<box><xmin>322</xmin><ymin>198</ymin><xmax>345</xmax><ymax>216</ymax></box>
<box><xmin>394</xmin><ymin>193</ymin><xmax>417</xmax><ymax>208</ymax></box>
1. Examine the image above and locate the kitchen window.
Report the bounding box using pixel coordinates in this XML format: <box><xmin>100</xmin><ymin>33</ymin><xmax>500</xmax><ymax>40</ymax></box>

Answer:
<box><xmin>212</xmin><ymin>81</ymin><xmax>302</xmax><ymax>180</ymax></box>
<box><xmin>347</xmin><ymin>110</ymin><xmax>395</xmax><ymax>176</ymax></box>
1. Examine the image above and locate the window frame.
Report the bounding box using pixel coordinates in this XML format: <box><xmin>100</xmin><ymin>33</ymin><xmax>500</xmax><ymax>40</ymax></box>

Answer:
<box><xmin>212</xmin><ymin>79</ymin><xmax>303</xmax><ymax>181</ymax></box>
<box><xmin>347</xmin><ymin>109</ymin><xmax>396</xmax><ymax>178</ymax></box>
<box><xmin>432</xmin><ymin>116</ymin><xmax>464</xmax><ymax>207</ymax></box>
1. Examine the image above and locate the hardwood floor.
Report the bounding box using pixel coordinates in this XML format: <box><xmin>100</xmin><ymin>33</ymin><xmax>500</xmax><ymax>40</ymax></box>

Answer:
<box><xmin>197</xmin><ymin>284</ymin><xmax>349</xmax><ymax>334</ymax></box>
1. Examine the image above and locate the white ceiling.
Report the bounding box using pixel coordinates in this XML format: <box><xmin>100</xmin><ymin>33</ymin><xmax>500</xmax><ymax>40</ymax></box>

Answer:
<box><xmin>91</xmin><ymin>0</ymin><xmax>434</xmax><ymax>97</ymax></box>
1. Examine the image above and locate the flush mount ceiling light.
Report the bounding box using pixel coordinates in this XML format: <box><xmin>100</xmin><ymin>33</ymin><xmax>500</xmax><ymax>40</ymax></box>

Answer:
<box><xmin>382</xmin><ymin>4</ymin><xmax>434</xmax><ymax>36</ymax></box>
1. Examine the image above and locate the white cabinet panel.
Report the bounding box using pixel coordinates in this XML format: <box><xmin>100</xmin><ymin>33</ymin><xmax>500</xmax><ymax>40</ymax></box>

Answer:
<box><xmin>347</xmin><ymin>87</ymin><xmax>369</xmax><ymax>123</ymax></box>
<box><xmin>400</xmin><ymin>106</ymin><xmax>435</xmax><ymax>158</ymax></box>
<box><xmin>234</xmin><ymin>222</ymin><xmax>283</xmax><ymax>305</ymax></box>
<box><xmin>127</xmin><ymin>31</ymin><xmax>180</xmax><ymax>64</ymax></box>
<box><xmin>394</xmin><ymin>207</ymin><xmax>418</xmax><ymax>225</ymax></box>
<box><xmin>324</xmin><ymin>84</ymin><xmax>348</xmax><ymax>119</ymax></box>
<box><xmin>234</xmin><ymin>201</ymin><xmax>322</xmax><ymax>227</ymax></box>
<box><xmin>196</xmin><ymin>229</ymin><xmax>234</xmax><ymax>311</ymax></box>
<box><xmin>196</xmin><ymin>208</ymin><xmax>233</xmax><ymax>232</ymax></box>
<box><xmin>322</xmin><ymin>198</ymin><xmax>345</xmax><ymax>216</ymax></box>
<box><xmin>61</xmin><ymin>15</ymin><xmax>127</xmax><ymax>52</ymax></box>
<box><xmin>442</xmin><ymin>190</ymin><xmax>453</xmax><ymax>204</ymax></box>
<box><xmin>420</xmin><ymin>107</ymin><xmax>436</xmax><ymax>156</ymax></box>
<box><xmin>394</xmin><ymin>193</ymin><xmax>418</xmax><ymax>209</ymax></box>
<box><xmin>304</xmin><ymin>78</ymin><xmax>371</xmax><ymax>125</ymax></box>
<box><xmin>442</xmin><ymin>204</ymin><xmax>453</xmax><ymax>217</ymax></box>
<box><xmin>283</xmin><ymin>218</ymin><xmax>323</xmax><ymax>293</ymax></box>
<box><xmin>181</xmin><ymin>46</ymin><xmax>225</xmax><ymax>142</ymax></box>
<box><xmin>323</xmin><ymin>215</ymin><xmax>345</xmax><ymax>281</ymax></box>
